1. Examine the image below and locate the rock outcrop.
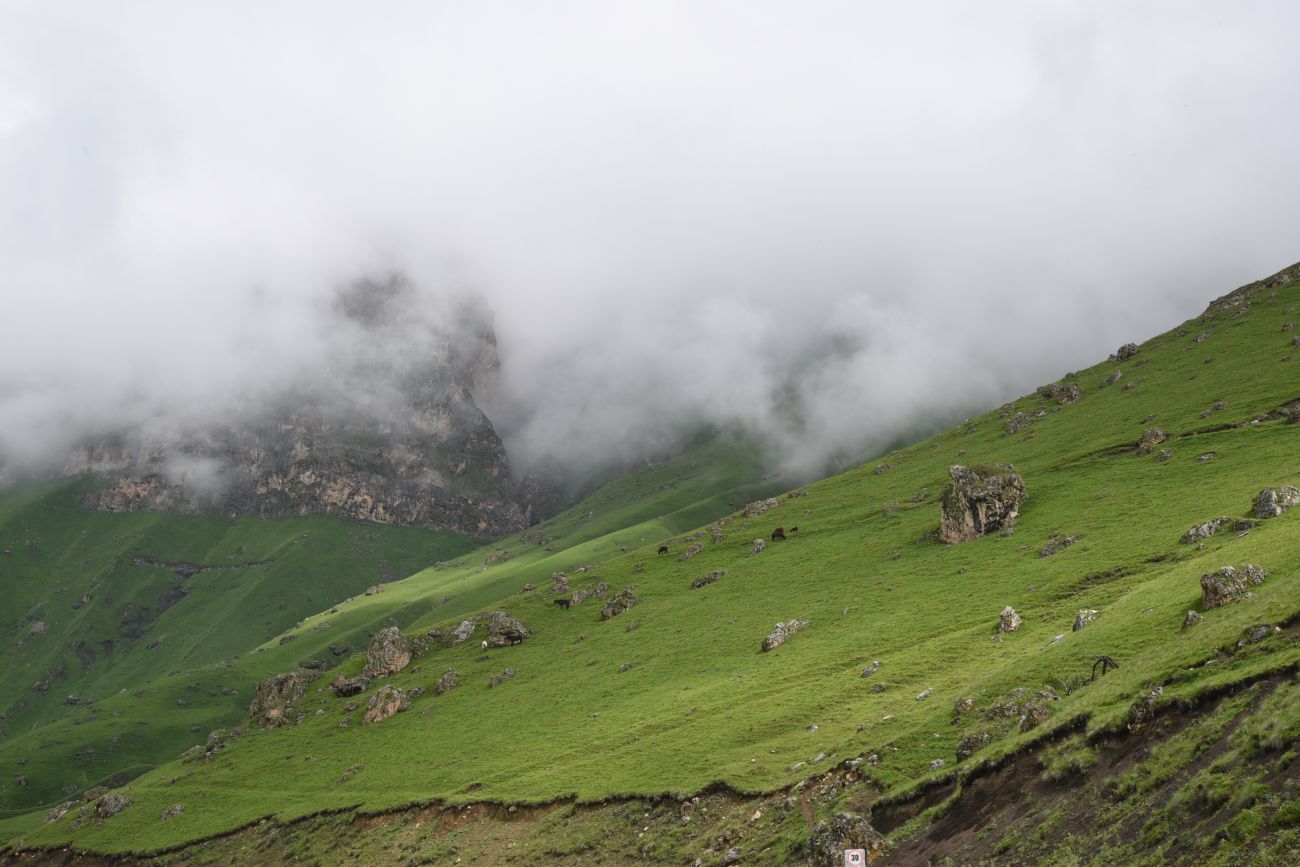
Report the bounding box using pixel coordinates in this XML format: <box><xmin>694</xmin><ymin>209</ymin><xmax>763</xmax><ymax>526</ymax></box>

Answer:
<box><xmin>249</xmin><ymin>672</ymin><xmax>309</xmax><ymax>728</ymax></box>
<box><xmin>691</xmin><ymin>570</ymin><xmax>726</xmax><ymax>589</ymax></box>
<box><xmin>54</xmin><ymin>279</ymin><xmax>562</xmax><ymax>536</ymax></box>
<box><xmin>600</xmin><ymin>588</ymin><xmax>639</xmax><ymax>621</ymax></box>
<box><xmin>331</xmin><ymin>675</ymin><xmax>371</xmax><ymax>697</ymax></box>
<box><xmin>1200</xmin><ymin>564</ymin><xmax>1267</xmax><ymax>609</ymax></box>
<box><xmin>761</xmin><ymin>619</ymin><xmax>809</xmax><ymax>652</ymax></box>
<box><xmin>1136</xmin><ymin>428</ymin><xmax>1167</xmax><ymax>454</ymax></box>
<box><xmin>808</xmin><ymin>812</ymin><xmax>886</xmax><ymax>866</ymax></box>
<box><xmin>1253</xmin><ymin>485</ymin><xmax>1300</xmax><ymax>518</ymax></box>
<box><xmin>95</xmin><ymin>793</ymin><xmax>133</xmax><ymax>819</ymax></box>
<box><xmin>938</xmin><ymin>465</ymin><xmax>1026</xmax><ymax>544</ymax></box>
<box><xmin>998</xmin><ymin>606</ymin><xmax>1022</xmax><ymax>633</ymax></box>
<box><xmin>363</xmin><ymin>685</ymin><xmax>409</xmax><ymax>725</ymax></box>
<box><xmin>486</xmin><ymin>612</ymin><xmax>529</xmax><ymax>647</ymax></box>
<box><xmin>1073</xmin><ymin>609</ymin><xmax>1098</xmax><ymax>631</ymax></box>
<box><xmin>434</xmin><ymin>669</ymin><xmax>458</xmax><ymax>695</ymax></box>
<box><xmin>362</xmin><ymin>627</ymin><xmax>411</xmax><ymax>678</ymax></box>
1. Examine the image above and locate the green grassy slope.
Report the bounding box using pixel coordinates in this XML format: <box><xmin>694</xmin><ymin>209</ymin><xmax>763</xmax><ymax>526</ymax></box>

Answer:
<box><xmin>0</xmin><ymin>432</ymin><xmax>774</xmax><ymax>829</ymax></box>
<box><xmin>7</xmin><ymin>267</ymin><xmax>1300</xmax><ymax>858</ymax></box>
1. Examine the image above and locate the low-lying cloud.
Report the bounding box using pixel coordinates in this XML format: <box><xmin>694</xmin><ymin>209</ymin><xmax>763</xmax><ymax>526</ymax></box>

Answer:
<box><xmin>3</xmin><ymin>2</ymin><xmax>1299</xmax><ymax>481</ymax></box>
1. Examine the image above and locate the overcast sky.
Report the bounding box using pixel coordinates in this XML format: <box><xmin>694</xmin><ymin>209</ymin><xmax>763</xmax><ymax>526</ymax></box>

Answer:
<box><xmin>2</xmin><ymin>2</ymin><xmax>1299</xmax><ymax>477</ymax></box>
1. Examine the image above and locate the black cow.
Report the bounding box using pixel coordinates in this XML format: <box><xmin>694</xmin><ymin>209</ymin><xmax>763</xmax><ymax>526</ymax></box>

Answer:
<box><xmin>657</xmin><ymin>544</ymin><xmax>669</xmax><ymax>554</ymax></box>
<box><xmin>771</xmin><ymin>527</ymin><xmax>786</xmax><ymax>541</ymax></box>
<box><xmin>553</xmin><ymin>598</ymin><xmax>573</xmax><ymax>610</ymax></box>
<box><xmin>789</xmin><ymin>526</ymin><xmax>799</xmax><ymax>535</ymax></box>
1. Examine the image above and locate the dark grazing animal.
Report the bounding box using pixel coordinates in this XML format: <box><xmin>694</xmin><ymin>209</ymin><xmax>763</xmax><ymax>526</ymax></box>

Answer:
<box><xmin>657</xmin><ymin>545</ymin><xmax>669</xmax><ymax>554</ymax></box>
<box><xmin>789</xmin><ymin>526</ymin><xmax>799</xmax><ymax>534</ymax></box>
<box><xmin>771</xmin><ymin>527</ymin><xmax>786</xmax><ymax>541</ymax></box>
<box><xmin>553</xmin><ymin>598</ymin><xmax>573</xmax><ymax>610</ymax></box>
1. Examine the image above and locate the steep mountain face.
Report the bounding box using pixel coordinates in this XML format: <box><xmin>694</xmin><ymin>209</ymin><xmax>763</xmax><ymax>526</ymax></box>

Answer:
<box><xmin>55</xmin><ymin>276</ymin><xmax>546</xmax><ymax>537</ymax></box>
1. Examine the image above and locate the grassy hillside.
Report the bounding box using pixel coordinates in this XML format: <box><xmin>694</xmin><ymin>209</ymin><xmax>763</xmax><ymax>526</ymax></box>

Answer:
<box><xmin>5</xmin><ymin>266</ymin><xmax>1300</xmax><ymax>864</ymax></box>
<box><xmin>0</xmin><ymin>432</ymin><xmax>774</xmax><ymax>826</ymax></box>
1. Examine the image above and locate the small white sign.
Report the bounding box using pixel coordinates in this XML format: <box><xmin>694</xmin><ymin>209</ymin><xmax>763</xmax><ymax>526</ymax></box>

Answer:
<box><xmin>845</xmin><ymin>849</ymin><xmax>867</xmax><ymax>866</ymax></box>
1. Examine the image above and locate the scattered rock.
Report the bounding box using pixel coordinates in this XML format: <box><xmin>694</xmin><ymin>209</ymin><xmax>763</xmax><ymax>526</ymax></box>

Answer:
<box><xmin>95</xmin><ymin>793</ymin><xmax>133</xmax><ymax>819</ymax></box>
<box><xmin>249</xmin><ymin>672</ymin><xmax>309</xmax><ymax>728</ymax></box>
<box><xmin>742</xmin><ymin>498</ymin><xmax>781</xmax><ymax>518</ymax></box>
<box><xmin>916</xmin><ymin>688</ymin><xmax>933</xmax><ymax>701</ymax></box>
<box><xmin>871</xmin><ymin>683</ymin><xmax>887</xmax><ymax>693</ymax></box>
<box><xmin>1110</xmin><ymin>343</ymin><xmax>1140</xmax><ymax>361</ymax></box>
<box><xmin>362</xmin><ymin>685</ymin><xmax>409</xmax><ymax>724</ymax></box>
<box><xmin>618</xmin><ymin>662</ymin><xmax>633</xmax><ymax>673</ymax></box>
<box><xmin>1126</xmin><ymin>686</ymin><xmax>1163</xmax><ymax>733</ymax></box>
<box><xmin>1036</xmin><ymin>383</ymin><xmax>1081</xmax><ymax>404</ymax></box>
<box><xmin>678</xmin><ymin>543</ymin><xmax>704</xmax><ymax>562</ymax></box>
<box><xmin>1040</xmin><ymin>533</ymin><xmax>1079</xmax><ymax>557</ymax></box>
<box><xmin>1240</xmin><ymin>624</ymin><xmax>1280</xmax><ymax>645</ymax></box>
<box><xmin>1200</xmin><ymin>564</ymin><xmax>1266</xmax><ymax>609</ymax></box>
<box><xmin>600</xmin><ymin>587</ymin><xmax>639</xmax><ymax>620</ymax></box>
<box><xmin>1072</xmin><ymin>609</ymin><xmax>1098</xmax><ymax>632</ymax></box>
<box><xmin>1154</xmin><ymin>448</ymin><xmax>1174</xmax><ymax>462</ymax></box>
<box><xmin>331</xmin><ymin>674</ymin><xmax>370</xmax><ymax>697</ymax></box>
<box><xmin>691</xmin><ymin>570</ymin><xmax>726</xmax><ymax>589</ymax></box>
<box><xmin>160</xmin><ymin>804</ymin><xmax>184</xmax><ymax>820</ymax></box>
<box><xmin>44</xmin><ymin>800</ymin><xmax>78</xmax><ymax>824</ymax></box>
<box><xmin>1100</xmin><ymin>370</ymin><xmax>1123</xmax><ymax>388</ymax></box>
<box><xmin>861</xmin><ymin>660</ymin><xmax>881</xmax><ymax>679</ymax></box>
<box><xmin>1195</xmin><ymin>452</ymin><xmax>1216</xmax><ymax>463</ymax></box>
<box><xmin>434</xmin><ymin>669</ymin><xmax>458</xmax><ymax>695</ymax></box>
<box><xmin>1181</xmin><ymin>610</ymin><xmax>1204</xmax><ymax>629</ymax></box>
<box><xmin>486</xmin><ymin>611</ymin><xmax>530</xmax><ymax>647</ymax></box>
<box><xmin>489</xmin><ymin>668</ymin><xmax>517</xmax><ymax>687</ymax></box>
<box><xmin>761</xmin><ymin>619</ymin><xmax>809</xmax><ymax>652</ymax></box>
<box><xmin>929</xmin><ymin>759</ymin><xmax>946</xmax><ymax>770</ymax></box>
<box><xmin>722</xmin><ymin>847</ymin><xmax>742</xmax><ymax>866</ymax></box>
<box><xmin>953</xmin><ymin>697</ymin><xmax>975</xmax><ymax>715</ymax></box>
<box><xmin>998</xmin><ymin>606</ymin><xmax>1022</xmax><ymax>633</ymax></box>
<box><xmin>362</xmin><ymin>627</ymin><xmax>411</xmax><ymax>678</ymax></box>
<box><xmin>956</xmin><ymin>730</ymin><xmax>991</xmax><ymax>760</ymax></box>
<box><xmin>938</xmin><ymin>465</ymin><xmax>1027</xmax><ymax>544</ymax></box>
<box><xmin>748</xmin><ymin>538</ymin><xmax>767</xmax><ymax>557</ymax></box>
<box><xmin>328</xmin><ymin>643</ymin><xmax>350</xmax><ymax>656</ymax></box>
<box><xmin>1252</xmin><ymin>485</ymin><xmax>1300</xmax><ymax>518</ymax></box>
<box><xmin>1181</xmin><ymin>516</ymin><xmax>1234</xmax><ymax>543</ymax></box>
<box><xmin>26</xmin><ymin>621</ymin><xmax>46</xmax><ymax>635</ymax></box>
<box><xmin>808</xmin><ymin>812</ymin><xmax>886</xmax><ymax>866</ymax></box>
<box><xmin>1136</xmin><ymin>428</ymin><xmax>1167</xmax><ymax>453</ymax></box>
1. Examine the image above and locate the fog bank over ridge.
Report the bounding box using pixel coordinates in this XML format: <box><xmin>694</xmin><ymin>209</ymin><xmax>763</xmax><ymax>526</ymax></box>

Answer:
<box><xmin>3</xmin><ymin>2</ymin><xmax>1300</xmax><ymax>481</ymax></box>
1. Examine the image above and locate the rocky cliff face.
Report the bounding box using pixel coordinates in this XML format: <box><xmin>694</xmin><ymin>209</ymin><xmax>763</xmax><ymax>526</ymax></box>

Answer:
<box><xmin>61</xmin><ymin>275</ymin><xmax>545</xmax><ymax>537</ymax></box>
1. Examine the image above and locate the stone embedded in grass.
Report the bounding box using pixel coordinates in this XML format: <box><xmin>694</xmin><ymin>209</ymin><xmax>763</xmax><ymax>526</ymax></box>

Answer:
<box><xmin>1195</xmin><ymin>452</ymin><xmax>1216</xmax><ymax>463</ymax></box>
<box><xmin>95</xmin><ymin>793</ymin><xmax>132</xmax><ymax>819</ymax></box>
<box><xmin>485</xmin><ymin>612</ymin><xmax>530</xmax><ymax>647</ymax></box>
<box><xmin>331</xmin><ymin>674</ymin><xmax>370</xmax><ymax>697</ymax></box>
<box><xmin>1100</xmin><ymin>369</ymin><xmax>1123</xmax><ymax>388</ymax></box>
<box><xmin>929</xmin><ymin>758</ymin><xmax>946</xmax><ymax>769</ymax></box>
<box><xmin>938</xmin><ymin>465</ymin><xmax>1027</xmax><ymax>544</ymax></box>
<box><xmin>956</xmin><ymin>730</ymin><xmax>991</xmax><ymax>760</ymax></box>
<box><xmin>1126</xmin><ymin>686</ymin><xmax>1163</xmax><ymax>733</ymax></box>
<box><xmin>488</xmin><ymin>668</ymin><xmax>516</xmax><ymax>688</ymax></box>
<box><xmin>1136</xmin><ymin>428</ymin><xmax>1167</xmax><ymax>454</ymax></box>
<box><xmin>998</xmin><ymin>606</ymin><xmax>1022</xmax><ymax>633</ymax></box>
<box><xmin>861</xmin><ymin>660</ymin><xmax>881</xmax><ymax>679</ymax></box>
<box><xmin>1073</xmin><ymin>609</ymin><xmax>1098</xmax><ymax>632</ymax></box>
<box><xmin>434</xmin><ymin>669</ymin><xmax>458</xmax><ymax>695</ymax></box>
<box><xmin>1040</xmin><ymin>533</ymin><xmax>1079</xmax><ymax>557</ymax></box>
<box><xmin>160</xmin><ymin>804</ymin><xmax>184</xmax><ymax>820</ymax></box>
<box><xmin>249</xmin><ymin>672</ymin><xmax>310</xmax><ymax>729</ymax></box>
<box><xmin>1199</xmin><ymin>564</ymin><xmax>1267</xmax><ymax>609</ymax></box>
<box><xmin>691</xmin><ymin>570</ymin><xmax>726</xmax><ymax>589</ymax></box>
<box><xmin>362</xmin><ymin>626</ymin><xmax>411</xmax><ymax>677</ymax></box>
<box><xmin>760</xmin><ymin>619</ymin><xmax>809</xmax><ymax>652</ymax></box>
<box><xmin>1252</xmin><ymin>485</ymin><xmax>1300</xmax><ymax>518</ymax></box>
<box><xmin>363</xmin><ymin>685</ymin><xmax>409</xmax><ymax>724</ymax></box>
<box><xmin>916</xmin><ymin>688</ymin><xmax>933</xmax><ymax>701</ymax></box>
<box><xmin>600</xmin><ymin>587</ymin><xmax>639</xmax><ymax>620</ymax></box>
<box><xmin>808</xmin><ymin>812</ymin><xmax>885</xmax><ymax>867</ymax></box>
<box><xmin>44</xmin><ymin>800</ymin><xmax>78</xmax><ymax>824</ymax></box>
<box><xmin>953</xmin><ymin>697</ymin><xmax>975</xmax><ymax>715</ymax></box>
<box><xmin>1036</xmin><ymin>383</ymin><xmax>1082</xmax><ymax>405</ymax></box>
<box><xmin>1110</xmin><ymin>343</ymin><xmax>1140</xmax><ymax>361</ymax></box>
<box><xmin>748</xmin><ymin>538</ymin><xmax>767</xmax><ymax>557</ymax></box>
<box><xmin>678</xmin><ymin>542</ymin><xmax>704</xmax><ymax>562</ymax></box>
<box><xmin>1181</xmin><ymin>516</ymin><xmax>1233</xmax><ymax>543</ymax></box>
<box><xmin>742</xmin><ymin>497</ymin><xmax>781</xmax><ymax>518</ymax></box>
<box><xmin>1181</xmin><ymin>610</ymin><xmax>1204</xmax><ymax>629</ymax></box>
<box><xmin>1239</xmin><ymin>624</ymin><xmax>1280</xmax><ymax>646</ymax></box>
